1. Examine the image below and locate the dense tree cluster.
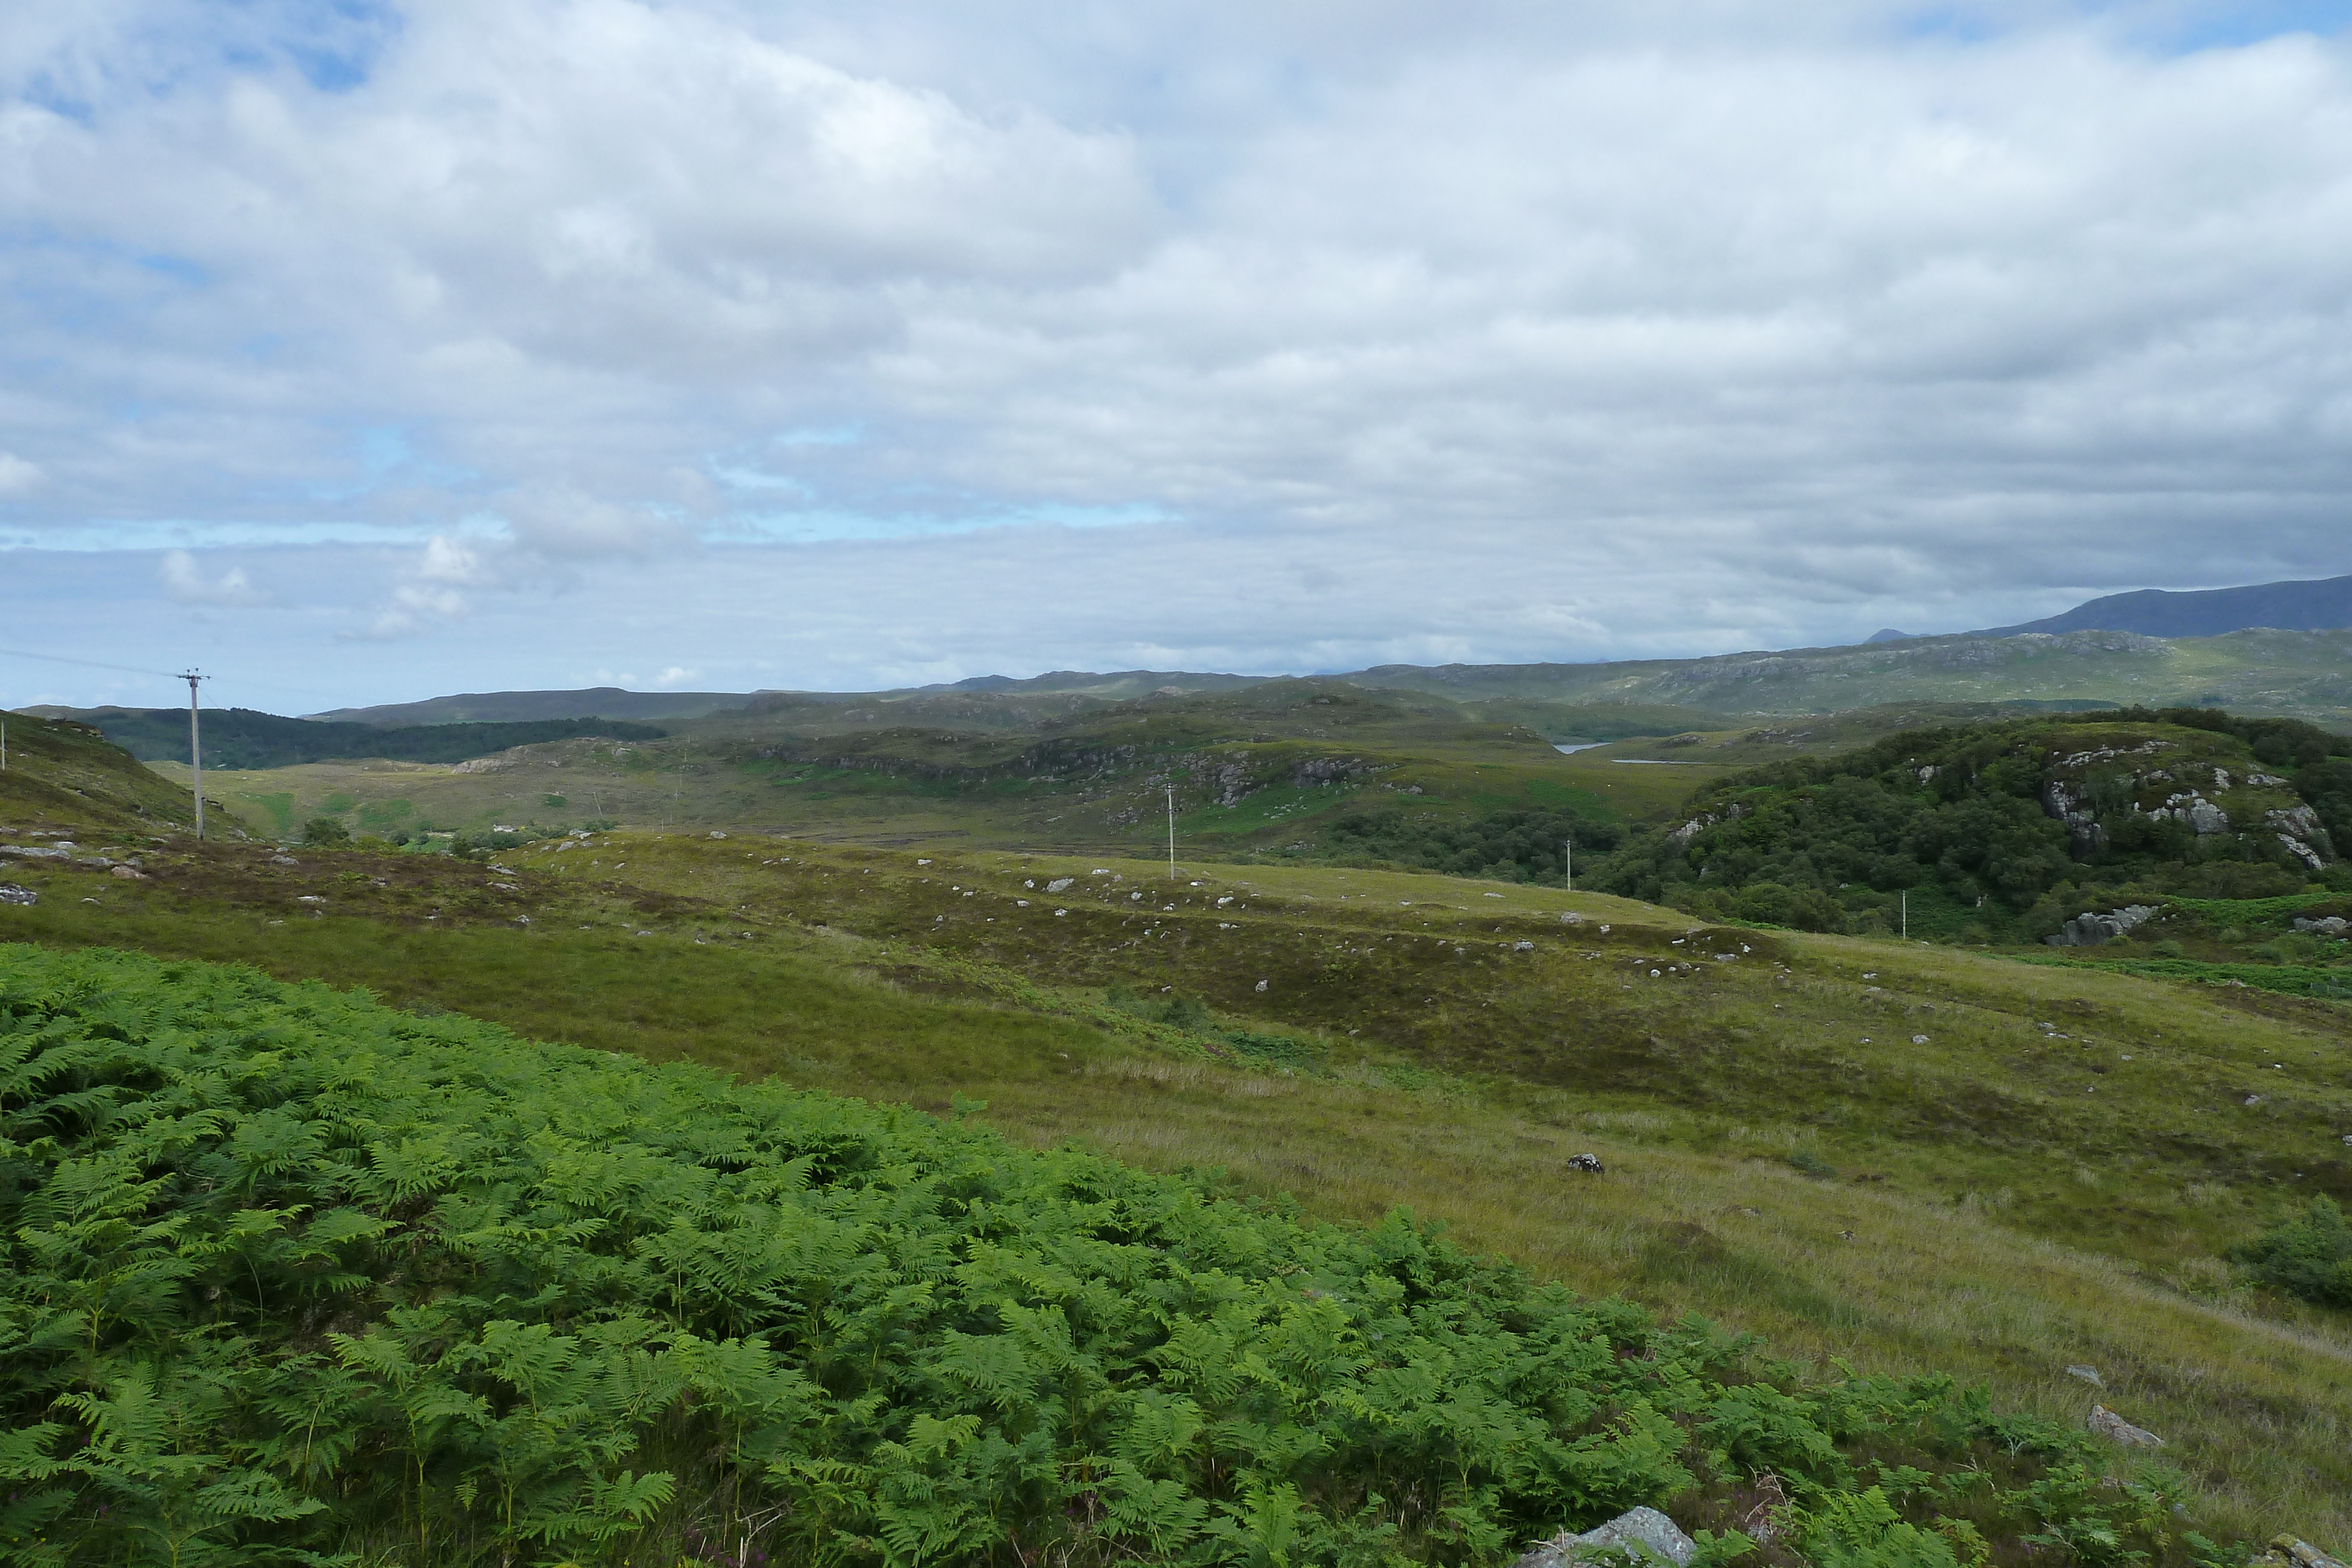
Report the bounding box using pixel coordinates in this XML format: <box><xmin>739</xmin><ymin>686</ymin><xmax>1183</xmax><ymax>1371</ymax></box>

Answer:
<box><xmin>1589</xmin><ymin>711</ymin><xmax>2351</xmax><ymax>939</ymax></box>
<box><xmin>1317</xmin><ymin>805</ymin><xmax>1622</xmax><ymax>884</ymax></box>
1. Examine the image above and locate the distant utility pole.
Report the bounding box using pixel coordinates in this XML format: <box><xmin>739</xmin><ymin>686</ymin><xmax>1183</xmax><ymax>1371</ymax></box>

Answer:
<box><xmin>1563</xmin><ymin>837</ymin><xmax>1573</xmax><ymax>890</ymax></box>
<box><xmin>184</xmin><ymin>670</ymin><xmax>205</xmax><ymax>841</ymax></box>
<box><xmin>2</xmin><ymin>715</ymin><xmax>8</xmax><ymax>773</ymax></box>
<box><xmin>1901</xmin><ymin>890</ymin><xmax>1909</xmax><ymax>941</ymax></box>
<box><xmin>1166</xmin><ymin>785</ymin><xmax>1177</xmax><ymax>878</ymax></box>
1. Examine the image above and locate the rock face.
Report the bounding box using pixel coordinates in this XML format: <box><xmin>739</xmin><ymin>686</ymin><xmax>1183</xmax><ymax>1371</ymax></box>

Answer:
<box><xmin>2045</xmin><ymin>905</ymin><xmax>2160</xmax><ymax>947</ymax></box>
<box><xmin>2086</xmin><ymin>1404</ymin><xmax>2163</xmax><ymax>1447</ymax></box>
<box><xmin>2041</xmin><ymin>781</ymin><xmax>2108</xmax><ymax>857</ymax></box>
<box><xmin>1515</xmin><ymin>1507</ymin><xmax>1697</xmax><ymax>1568</ymax></box>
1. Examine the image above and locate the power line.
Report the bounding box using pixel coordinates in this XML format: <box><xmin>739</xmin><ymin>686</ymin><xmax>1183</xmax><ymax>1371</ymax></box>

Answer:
<box><xmin>0</xmin><ymin>646</ymin><xmax>188</xmax><ymax>680</ymax></box>
<box><xmin>0</xmin><ymin>646</ymin><xmax>338</xmax><ymax>707</ymax></box>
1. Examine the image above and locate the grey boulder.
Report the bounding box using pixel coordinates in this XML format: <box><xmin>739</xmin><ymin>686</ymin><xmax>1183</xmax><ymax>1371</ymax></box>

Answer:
<box><xmin>2087</xmin><ymin>1404</ymin><xmax>2163</xmax><ymax>1447</ymax></box>
<box><xmin>1516</xmin><ymin>1507</ymin><xmax>1697</xmax><ymax>1568</ymax></box>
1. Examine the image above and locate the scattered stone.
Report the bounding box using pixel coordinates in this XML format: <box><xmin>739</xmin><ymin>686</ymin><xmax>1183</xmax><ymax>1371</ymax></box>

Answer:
<box><xmin>1567</xmin><ymin>1154</ymin><xmax>1605</xmax><ymax>1174</ymax></box>
<box><xmin>2065</xmin><ymin>1365</ymin><xmax>2103</xmax><ymax>1388</ymax></box>
<box><xmin>109</xmin><ymin>865</ymin><xmax>146</xmax><ymax>880</ymax></box>
<box><xmin>2086</xmin><ymin>1404</ymin><xmax>2163</xmax><ymax>1447</ymax></box>
<box><xmin>2246</xmin><ymin>1094</ymin><xmax>2267</xmax><ymax>1106</ymax></box>
<box><xmin>1255</xmin><ymin>979</ymin><xmax>1269</xmax><ymax>992</ymax></box>
<box><xmin>0</xmin><ymin>884</ymin><xmax>35</xmax><ymax>906</ymax></box>
<box><xmin>1515</xmin><ymin>940</ymin><xmax>1535</xmax><ymax>951</ymax></box>
<box><xmin>1912</xmin><ymin>1034</ymin><xmax>1930</xmax><ymax>1045</ymax></box>
<box><xmin>707</xmin><ymin>830</ymin><xmax>727</xmax><ymax>839</ymax></box>
<box><xmin>296</xmin><ymin>895</ymin><xmax>326</xmax><ymax>904</ymax></box>
<box><xmin>1047</xmin><ymin>877</ymin><xmax>1074</xmax><ymax>892</ymax></box>
<box><xmin>1515</xmin><ymin>1507</ymin><xmax>1696</xmax><ymax>1568</ymax></box>
<box><xmin>2292</xmin><ymin>915</ymin><xmax>2349</xmax><ymax>937</ymax></box>
<box><xmin>0</xmin><ymin>844</ymin><xmax>69</xmax><ymax>861</ymax></box>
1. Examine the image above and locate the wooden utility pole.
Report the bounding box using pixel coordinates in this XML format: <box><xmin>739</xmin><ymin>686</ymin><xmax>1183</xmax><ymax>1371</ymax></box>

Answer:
<box><xmin>1563</xmin><ymin>837</ymin><xmax>1573</xmax><ymax>890</ymax></box>
<box><xmin>184</xmin><ymin>671</ymin><xmax>205</xmax><ymax>840</ymax></box>
<box><xmin>1166</xmin><ymin>785</ymin><xmax>1177</xmax><ymax>878</ymax></box>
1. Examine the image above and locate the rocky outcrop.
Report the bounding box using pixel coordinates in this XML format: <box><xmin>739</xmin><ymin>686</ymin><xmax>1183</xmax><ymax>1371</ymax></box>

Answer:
<box><xmin>0</xmin><ymin>884</ymin><xmax>36</xmax><ymax>906</ymax></box>
<box><xmin>2293</xmin><ymin>915</ymin><xmax>2349</xmax><ymax>936</ymax></box>
<box><xmin>2046</xmin><ymin>905</ymin><xmax>2161</xmax><ymax>947</ymax></box>
<box><xmin>2248</xmin><ymin>1536</ymin><xmax>2350</xmax><ymax>1568</ymax></box>
<box><xmin>2267</xmin><ymin>805</ymin><xmax>2335</xmax><ymax>869</ymax></box>
<box><xmin>2040</xmin><ymin>781</ymin><xmax>2107</xmax><ymax>858</ymax></box>
<box><xmin>1515</xmin><ymin>1507</ymin><xmax>1697</xmax><ymax>1568</ymax></box>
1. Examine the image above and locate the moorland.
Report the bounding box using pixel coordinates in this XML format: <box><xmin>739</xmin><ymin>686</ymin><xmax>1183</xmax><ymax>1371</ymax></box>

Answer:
<box><xmin>3</xmin><ymin>640</ymin><xmax>2351</xmax><ymax>1566</ymax></box>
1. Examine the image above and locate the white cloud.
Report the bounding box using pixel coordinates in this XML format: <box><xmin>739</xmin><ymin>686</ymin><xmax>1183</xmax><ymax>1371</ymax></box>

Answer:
<box><xmin>159</xmin><ymin>548</ymin><xmax>268</xmax><ymax>606</ymax></box>
<box><xmin>5</xmin><ymin>2</ymin><xmax>2352</xmax><ymax>687</ymax></box>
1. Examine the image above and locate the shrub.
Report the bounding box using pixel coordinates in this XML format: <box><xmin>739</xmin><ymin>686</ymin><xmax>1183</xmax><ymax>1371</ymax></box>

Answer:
<box><xmin>299</xmin><ymin>815</ymin><xmax>350</xmax><ymax>845</ymax></box>
<box><xmin>2232</xmin><ymin>1197</ymin><xmax>2352</xmax><ymax>1308</ymax></box>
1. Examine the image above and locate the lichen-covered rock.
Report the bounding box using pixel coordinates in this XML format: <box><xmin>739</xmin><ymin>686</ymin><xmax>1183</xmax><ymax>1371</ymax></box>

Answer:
<box><xmin>1516</xmin><ymin>1507</ymin><xmax>1696</xmax><ymax>1568</ymax></box>
<box><xmin>2248</xmin><ymin>1536</ymin><xmax>2350</xmax><ymax>1568</ymax></box>
<box><xmin>2087</xmin><ymin>1403</ymin><xmax>2163</xmax><ymax>1447</ymax></box>
<box><xmin>2045</xmin><ymin>905</ymin><xmax>2160</xmax><ymax>947</ymax></box>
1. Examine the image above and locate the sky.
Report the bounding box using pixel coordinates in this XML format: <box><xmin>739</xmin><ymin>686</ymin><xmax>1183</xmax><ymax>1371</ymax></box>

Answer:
<box><xmin>5</xmin><ymin>0</ymin><xmax>2352</xmax><ymax>713</ymax></box>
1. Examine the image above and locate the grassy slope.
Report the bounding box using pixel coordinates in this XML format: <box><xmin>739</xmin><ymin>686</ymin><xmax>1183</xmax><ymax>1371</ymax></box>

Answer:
<box><xmin>4</xmin><ymin>831</ymin><xmax>2348</xmax><ymax>1544</ymax></box>
<box><xmin>0</xmin><ymin>709</ymin><xmax>201</xmax><ymax>832</ymax></box>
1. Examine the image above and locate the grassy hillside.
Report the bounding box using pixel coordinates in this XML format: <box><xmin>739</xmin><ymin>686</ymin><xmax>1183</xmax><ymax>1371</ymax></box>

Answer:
<box><xmin>3</xmin><ymin>825</ymin><xmax>2348</xmax><ymax>1549</ymax></box>
<box><xmin>0</xmin><ymin>709</ymin><xmax>201</xmax><ymax>833</ymax></box>
<box><xmin>146</xmin><ymin>687</ymin><xmax>2189</xmax><ymax>873</ymax></box>
<box><xmin>6</xmin><ymin>941</ymin><xmax>2227</xmax><ymax>1568</ymax></box>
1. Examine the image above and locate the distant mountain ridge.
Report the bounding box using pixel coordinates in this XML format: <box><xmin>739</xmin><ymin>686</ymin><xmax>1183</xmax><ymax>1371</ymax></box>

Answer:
<box><xmin>277</xmin><ymin>574</ymin><xmax>2352</xmax><ymax>733</ymax></box>
<box><xmin>1968</xmin><ymin>573</ymin><xmax>2352</xmax><ymax>639</ymax></box>
<box><xmin>306</xmin><ymin>687</ymin><xmax>771</xmax><ymax>726</ymax></box>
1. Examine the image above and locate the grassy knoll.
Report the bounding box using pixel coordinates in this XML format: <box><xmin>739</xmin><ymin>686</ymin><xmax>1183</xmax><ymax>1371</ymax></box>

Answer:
<box><xmin>4</xmin><ymin>830</ymin><xmax>2348</xmax><ymax>1546</ymax></box>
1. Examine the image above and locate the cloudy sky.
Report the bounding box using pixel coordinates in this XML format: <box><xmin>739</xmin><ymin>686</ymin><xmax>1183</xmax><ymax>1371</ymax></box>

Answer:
<box><xmin>5</xmin><ymin>0</ymin><xmax>2352</xmax><ymax>712</ymax></box>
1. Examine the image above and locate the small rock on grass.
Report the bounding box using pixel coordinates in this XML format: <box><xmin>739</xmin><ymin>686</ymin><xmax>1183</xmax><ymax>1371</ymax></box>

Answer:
<box><xmin>2065</xmin><ymin>1365</ymin><xmax>2103</xmax><ymax>1388</ymax></box>
<box><xmin>2087</xmin><ymin>1404</ymin><xmax>2162</xmax><ymax>1447</ymax></box>
<box><xmin>1516</xmin><ymin>1507</ymin><xmax>1698</xmax><ymax>1568</ymax></box>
